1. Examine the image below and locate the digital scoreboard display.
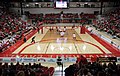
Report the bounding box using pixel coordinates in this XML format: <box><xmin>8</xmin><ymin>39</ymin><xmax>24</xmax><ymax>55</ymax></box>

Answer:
<box><xmin>54</xmin><ymin>0</ymin><xmax>69</xmax><ymax>9</ymax></box>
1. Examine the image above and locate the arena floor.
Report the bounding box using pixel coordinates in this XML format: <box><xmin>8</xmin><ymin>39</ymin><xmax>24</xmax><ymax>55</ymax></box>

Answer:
<box><xmin>5</xmin><ymin>26</ymin><xmax>118</xmax><ymax>58</ymax></box>
<box><xmin>0</xmin><ymin>25</ymin><xmax>120</xmax><ymax>59</ymax></box>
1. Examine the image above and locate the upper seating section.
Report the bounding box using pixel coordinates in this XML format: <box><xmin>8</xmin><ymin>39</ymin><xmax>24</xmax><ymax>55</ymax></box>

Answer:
<box><xmin>44</xmin><ymin>13</ymin><xmax>61</xmax><ymax>24</ymax></box>
<box><xmin>44</xmin><ymin>13</ymin><xmax>61</xmax><ymax>19</ymax></box>
<box><xmin>28</xmin><ymin>13</ymin><xmax>95</xmax><ymax>24</ymax></box>
<box><xmin>28</xmin><ymin>13</ymin><xmax>44</xmax><ymax>19</ymax></box>
<box><xmin>63</xmin><ymin>13</ymin><xmax>79</xmax><ymax>18</ymax></box>
<box><xmin>93</xmin><ymin>8</ymin><xmax>120</xmax><ymax>38</ymax></box>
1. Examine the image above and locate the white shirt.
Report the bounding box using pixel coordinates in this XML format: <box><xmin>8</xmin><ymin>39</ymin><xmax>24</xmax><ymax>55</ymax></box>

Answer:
<box><xmin>60</xmin><ymin>32</ymin><xmax>64</xmax><ymax>36</ymax></box>
<box><xmin>63</xmin><ymin>28</ymin><xmax>66</xmax><ymax>31</ymax></box>
<box><xmin>73</xmin><ymin>34</ymin><xmax>76</xmax><ymax>37</ymax></box>
<box><xmin>59</xmin><ymin>28</ymin><xmax>62</xmax><ymax>32</ymax></box>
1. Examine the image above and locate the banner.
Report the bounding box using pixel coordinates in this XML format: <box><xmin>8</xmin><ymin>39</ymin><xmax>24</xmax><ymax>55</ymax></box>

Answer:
<box><xmin>20</xmin><ymin>58</ymin><xmax>37</xmax><ymax>62</ymax></box>
<box><xmin>63</xmin><ymin>57</ymin><xmax>77</xmax><ymax>62</ymax></box>
<box><xmin>37</xmin><ymin>57</ymin><xmax>77</xmax><ymax>63</ymax></box>
<box><xmin>0</xmin><ymin>57</ymin><xmax>77</xmax><ymax>63</ymax></box>
<box><xmin>37</xmin><ymin>58</ymin><xmax>46</xmax><ymax>62</ymax></box>
<box><xmin>46</xmin><ymin>58</ymin><xmax>56</xmax><ymax>63</ymax></box>
<box><xmin>0</xmin><ymin>57</ymin><xmax>16</xmax><ymax>62</ymax></box>
<box><xmin>37</xmin><ymin>58</ymin><xmax>57</xmax><ymax>63</ymax></box>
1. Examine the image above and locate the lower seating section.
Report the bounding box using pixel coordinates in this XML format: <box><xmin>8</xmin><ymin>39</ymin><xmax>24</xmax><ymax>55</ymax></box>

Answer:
<box><xmin>65</xmin><ymin>56</ymin><xmax>120</xmax><ymax>76</ymax></box>
<box><xmin>0</xmin><ymin>62</ymin><xmax>54</xmax><ymax>76</ymax></box>
<box><xmin>0</xmin><ymin>9</ymin><xmax>34</xmax><ymax>52</ymax></box>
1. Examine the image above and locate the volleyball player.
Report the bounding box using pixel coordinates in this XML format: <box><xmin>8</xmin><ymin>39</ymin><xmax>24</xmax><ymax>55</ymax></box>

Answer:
<box><xmin>60</xmin><ymin>31</ymin><xmax>65</xmax><ymax>37</ymax></box>
<box><xmin>73</xmin><ymin>33</ymin><xmax>76</xmax><ymax>40</ymax></box>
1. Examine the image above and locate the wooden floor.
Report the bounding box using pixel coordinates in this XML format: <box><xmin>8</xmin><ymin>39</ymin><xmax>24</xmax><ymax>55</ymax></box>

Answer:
<box><xmin>41</xmin><ymin>29</ymin><xmax>81</xmax><ymax>43</ymax></box>
<box><xmin>12</xmin><ymin>26</ymin><xmax>112</xmax><ymax>57</ymax></box>
<box><xmin>8</xmin><ymin>25</ymin><xmax>120</xmax><ymax>68</ymax></box>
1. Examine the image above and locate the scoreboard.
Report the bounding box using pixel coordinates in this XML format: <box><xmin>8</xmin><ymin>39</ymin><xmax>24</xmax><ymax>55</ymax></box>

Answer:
<box><xmin>54</xmin><ymin>0</ymin><xmax>69</xmax><ymax>9</ymax></box>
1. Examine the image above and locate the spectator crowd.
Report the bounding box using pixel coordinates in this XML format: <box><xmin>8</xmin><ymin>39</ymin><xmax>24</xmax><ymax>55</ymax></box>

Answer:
<box><xmin>28</xmin><ymin>13</ymin><xmax>95</xmax><ymax>24</ymax></box>
<box><xmin>0</xmin><ymin>62</ymin><xmax>54</xmax><ymax>76</ymax></box>
<box><xmin>65</xmin><ymin>55</ymin><xmax>120</xmax><ymax>76</ymax></box>
<box><xmin>93</xmin><ymin>8</ymin><xmax>120</xmax><ymax>38</ymax></box>
<box><xmin>0</xmin><ymin>9</ymin><xmax>33</xmax><ymax>52</ymax></box>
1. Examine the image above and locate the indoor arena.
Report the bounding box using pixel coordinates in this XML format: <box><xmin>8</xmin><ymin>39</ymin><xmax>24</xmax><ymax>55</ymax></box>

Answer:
<box><xmin>0</xmin><ymin>0</ymin><xmax>120</xmax><ymax>76</ymax></box>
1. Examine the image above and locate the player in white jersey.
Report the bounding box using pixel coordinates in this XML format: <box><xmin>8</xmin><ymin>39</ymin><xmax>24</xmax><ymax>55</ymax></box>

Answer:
<box><xmin>73</xmin><ymin>33</ymin><xmax>76</xmax><ymax>40</ymax></box>
<box><xmin>60</xmin><ymin>31</ymin><xmax>65</xmax><ymax>37</ymax></box>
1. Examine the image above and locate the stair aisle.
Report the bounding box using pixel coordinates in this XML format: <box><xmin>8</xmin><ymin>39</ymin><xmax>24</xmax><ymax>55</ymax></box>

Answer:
<box><xmin>53</xmin><ymin>66</ymin><xmax>67</xmax><ymax>76</ymax></box>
